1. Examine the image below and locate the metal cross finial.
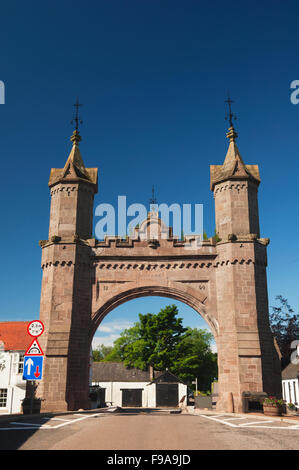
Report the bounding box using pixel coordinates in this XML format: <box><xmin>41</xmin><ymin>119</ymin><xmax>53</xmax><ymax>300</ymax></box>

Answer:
<box><xmin>71</xmin><ymin>97</ymin><xmax>83</xmax><ymax>131</ymax></box>
<box><xmin>225</xmin><ymin>92</ymin><xmax>237</xmax><ymax>128</ymax></box>
<box><xmin>149</xmin><ymin>185</ymin><xmax>157</xmax><ymax>206</ymax></box>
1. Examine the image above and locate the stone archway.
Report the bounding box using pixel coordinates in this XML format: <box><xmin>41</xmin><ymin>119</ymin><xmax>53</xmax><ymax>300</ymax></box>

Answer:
<box><xmin>90</xmin><ymin>283</ymin><xmax>219</xmax><ymax>367</ymax></box>
<box><xmin>91</xmin><ymin>282</ymin><xmax>218</xmax><ymax>339</ymax></box>
<box><xmin>36</xmin><ymin>125</ymin><xmax>282</xmax><ymax>414</ymax></box>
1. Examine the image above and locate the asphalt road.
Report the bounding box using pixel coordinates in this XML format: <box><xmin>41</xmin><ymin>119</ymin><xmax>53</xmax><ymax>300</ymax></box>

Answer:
<box><xmin>1</xmin><ymin>410</ymin><xmax>299</xmax><ymax>451</ymax></box>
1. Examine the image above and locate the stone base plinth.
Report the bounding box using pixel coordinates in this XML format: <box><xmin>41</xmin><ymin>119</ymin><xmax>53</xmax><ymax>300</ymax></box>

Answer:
<box><xmin>40</xmin><ymin>400</ymin><xmax>69</xmax><ymax>413</ymax></box>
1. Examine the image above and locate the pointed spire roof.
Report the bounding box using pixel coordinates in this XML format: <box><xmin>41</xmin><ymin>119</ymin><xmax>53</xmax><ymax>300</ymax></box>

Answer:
<box><xmin>61</xmin><ymin>129</ymin><xmax>89</xmax><ymax>180</ymax></box>
<box><xmin>222</xmin><ymin>125</ymin><xmax>251</xmax><ymax>178</ymax></box>
<box><xmin>48</xmin><ymin>128</ymin><xmax>98</xmax><ymax>190</ymax></box>
<box><xmin>223</xmin><ymin>126</ymin><xmax>244</xmax><ymax>164</ymax></box>
<box><xmin>210</xmin><ymin>122</ymin><xmax>260</xmax><ymax>191</ymax></box>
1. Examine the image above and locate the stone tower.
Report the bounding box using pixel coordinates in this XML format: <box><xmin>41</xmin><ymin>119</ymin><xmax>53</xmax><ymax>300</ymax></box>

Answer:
<box><xmin>37</xmin><ymin>129</ymin><xmax>98</xmax><ymax>411</ymax></box>
<box><xmin>211</xmin><ymin>124</ymin><xmax>281</xmax><ymax>412</ymax></box>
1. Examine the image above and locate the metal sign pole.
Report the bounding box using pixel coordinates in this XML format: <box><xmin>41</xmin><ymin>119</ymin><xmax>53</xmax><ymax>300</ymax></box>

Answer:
<box><xmin>29</xmin><ymin>381</ymin><xmax>34</xmax><ymax>414</ymax></box>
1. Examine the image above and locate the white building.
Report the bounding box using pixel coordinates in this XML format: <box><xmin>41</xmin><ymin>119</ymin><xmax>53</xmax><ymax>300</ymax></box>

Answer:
<box><xmin>91</xmin><ymin>362</ymin><xmax>187</xmax><ymax>408</ymax></box>
<box><xmin>0</xmin><ymin>322</ymin><xmax>28</xmax><ymax>414</ymax></box>
<box><xmin>282</xmin><ymin>362</ymin><xmax>299</xmax><ymax>407</ymax></box>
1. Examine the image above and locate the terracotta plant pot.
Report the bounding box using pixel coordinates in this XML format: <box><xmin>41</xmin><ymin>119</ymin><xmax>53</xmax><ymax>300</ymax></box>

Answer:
<box><xmin>263</xmin><ymin>404</ymin><xmax>283</xmax><ymax>416</ymax></box>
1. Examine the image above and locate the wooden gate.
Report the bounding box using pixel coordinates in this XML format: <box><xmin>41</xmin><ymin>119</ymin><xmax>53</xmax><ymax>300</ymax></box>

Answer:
<box><xmin>121</xmin><ymin>389</ymin><xmax>143</xmax><ymax>407</ymax></box>
<box><xmin>156</xmin><ymin>383</ymin><xmax>178</xmax><ymax>407</ymax></box>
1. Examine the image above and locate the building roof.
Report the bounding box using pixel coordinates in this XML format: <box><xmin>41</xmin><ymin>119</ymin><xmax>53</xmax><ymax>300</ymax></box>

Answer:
<box><xmin>210</xmin><ymin>125</ymin><xmax>260</xmax><ymax>191</ymax></box>
<box><xmin>48</xmin><ymin>129</ymin><xmax>98</xmax><ymax>190</ymax></box>
<box><xmin>92</xmin><ymin>362</ymin><xmax>154</xmax><ymax>382</ymax></box>
<box><xmin>149</xmin><ymin>369</ymin><xmax>186</xmax><ymax>385</ymax></box>
<box><xmin>0</xmin><ymin>321</ymin><xmax>30</xmax><ymax>351</ymax></box>
<box><xmin>92</xmin><ymin>362</ymin><xmax>185</xmax><ymax>384</ymax></box>
<box><xmin>282</xmin><ymin>362</ymin><xmax>299</xmax><ymax>380</ymax></box>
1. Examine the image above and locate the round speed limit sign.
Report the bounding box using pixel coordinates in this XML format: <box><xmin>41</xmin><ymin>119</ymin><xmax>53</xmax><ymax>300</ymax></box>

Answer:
<box><xmin>27</xmin><ymin>320</ymin><xmax>44</xmax><ymax>338</ymax></box>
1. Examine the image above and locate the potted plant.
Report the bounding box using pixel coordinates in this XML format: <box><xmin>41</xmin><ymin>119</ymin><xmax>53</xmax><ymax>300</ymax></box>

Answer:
<box><xmin>286</xmin><ymin>403</ymin><xmax>298</xmax><ymax>416</ymax></box>
<box><xmin>262</xmin><ymin>396</ymin><xmax>284</xmax><ymax>416</ymax></box>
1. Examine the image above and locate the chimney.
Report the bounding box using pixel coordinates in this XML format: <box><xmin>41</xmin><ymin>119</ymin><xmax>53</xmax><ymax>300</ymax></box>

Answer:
<box><xmin>149</xmin><ymin>365</ymin><xmax>154</xmax><ymax>381</ymax></box>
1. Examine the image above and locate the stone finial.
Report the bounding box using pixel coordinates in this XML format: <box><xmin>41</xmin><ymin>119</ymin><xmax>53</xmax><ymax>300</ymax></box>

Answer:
<box><xmin>224</xmin><ymin>93</ymin><xmax>238</xmax><ymax>143</ymax></box>
<box><xmin>226</xmin><ymin>126</ymin><xmax>238</xmax><ymax>143</ymax></box>
<box><xmin>48</xmin><ymin>100</ymin><xmax>98</xmax><ymax>190</ymax></box>
<box><xmin>70</xmin><ymin>129</ymin><xmax>82</xmax><ymax>146</ymax></box>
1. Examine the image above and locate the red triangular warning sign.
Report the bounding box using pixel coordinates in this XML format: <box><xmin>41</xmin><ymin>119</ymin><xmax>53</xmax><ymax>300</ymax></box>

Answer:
<box><xmin>25</xmin><ymin>338</ymin><xmax>44</xmax><ymax>356</ymax></box>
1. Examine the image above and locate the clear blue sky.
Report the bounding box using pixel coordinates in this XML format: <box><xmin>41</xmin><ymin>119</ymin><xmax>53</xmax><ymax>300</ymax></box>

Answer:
<box><xmin>0</xmin><ymin>1</ymin><xmax>298</xmax><ymax>344</ymax></box>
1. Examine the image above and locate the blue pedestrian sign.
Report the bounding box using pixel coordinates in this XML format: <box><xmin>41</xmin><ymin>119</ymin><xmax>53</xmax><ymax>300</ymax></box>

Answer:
<box><xmin>23</xmin><ymin>356</ymin><xmax>44</xmax><ymax>381</ymax></box>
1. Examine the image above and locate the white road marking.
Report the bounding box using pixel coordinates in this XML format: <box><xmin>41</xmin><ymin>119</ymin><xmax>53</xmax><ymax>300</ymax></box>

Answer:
<box><xmin>53</xmin><ymin>414</ymin><xmax>99</xmax><ymax>428</ymax></box>
<box><xmin>237</xmin><ymin>425</ymin><xmax>298</xmax><ymax>430</ymax></box>
<box><xmin>0</xmin><ymin>413</ymin><xmax>99</xmax><ymax>431</ymax></box>
<box><xmin>0</xmin><ymin>426</ymin><xmax>44</xmax><ymax>430</ymax></box>
<box><xmin>239</xmin><ymin>420</ymin><xmax>273</xmax><ymax>426</ymax></box>
<box><xmin>10</xmin><ymin>422</ymin><xmax>51</xmax><ymax>428</ymax></box>
<box><xmin>224</xmin><ymin>417</ymin><xmax>248</xmax><ymax>421</ymax></box>
<box><xmin>199</xmin><ymin>414</ymin><xmax>299</xmax><ymax>430</ymax></box>
<box><xmin>42</xmin><ymin>417</ymin><xmax>72</xmax><ymax>422</ymax></box>
<box><xmin>199</xmin><ymin>415</ymin><xmax>238</xmax><ymax>427</ymax></box>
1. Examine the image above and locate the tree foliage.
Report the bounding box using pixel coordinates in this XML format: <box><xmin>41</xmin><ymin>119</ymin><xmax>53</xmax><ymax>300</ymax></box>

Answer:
<box><xmin>92</xmin><ymin>344</ymin><xmax>113</xmax><ymax>362</ymax></box>
<box><xmin>171</xmin><ymin>327</ymin><xmax>217</xmax><ymax>390</ymax></box>
<box><xmin>106</xmin><ymin>305</ymin><xmax>187</xmax><ymax>370</ymax></box>
<box><xmin>96</xmin><ymin>304</ymin><xmax>218</xmax><ymax>391</ymax></box>
<box><xmin>270</xmin><ymin>295</ymin><xmax>299</xmax><ymax>368</ymax></box>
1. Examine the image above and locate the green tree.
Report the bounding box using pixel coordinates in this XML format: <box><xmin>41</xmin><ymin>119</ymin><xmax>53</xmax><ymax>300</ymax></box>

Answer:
<box><xmin>172</xmin><ymin>328</ymin><xmax>217</xmax><ymax>391</ymax></box>
<box><xmin>102</xmin><ymin>305</ymin><xmax>218</xmax><ymax>391</ymax></box>
<box><xmin>92</xmin><ymin>344</ymin><xmax>114</xmax><ymax>362</ymax></box>
<box><xmin>270</xmin><ymin>295</ymin><xmax>299</xmax><ymax>368</ymax></box>
<box><xmin>108</xmin><ymin>305</ymin><xmax>187</xmax><ymax>371</ymax></box>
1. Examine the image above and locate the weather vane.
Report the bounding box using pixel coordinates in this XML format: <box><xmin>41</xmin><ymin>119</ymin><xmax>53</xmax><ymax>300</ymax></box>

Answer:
<box><xmin>149</xmin><ymin>185</ymin><xmax>157</xmax><ymax>206</ymax></box>
<box><xmin>71</xmin><ymin>97</ymin><xmax>83</xmax><ymax>131</ymax></box>
<box><xmin>225</xmin><ymin>92</ymin><xmax>237</xmax><ymax>128</ymax></box>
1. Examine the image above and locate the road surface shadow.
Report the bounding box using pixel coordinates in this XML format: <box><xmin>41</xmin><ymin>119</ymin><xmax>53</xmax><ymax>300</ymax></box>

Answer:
<box><xmin>0</xmin><ymin>414</ymin><xmax>52</xmax><ymax>450</ymax></box>
<box><xmin>116</xmin><ymin>407</ymin><xmax>182</xmax><ymax>414</ymax></box>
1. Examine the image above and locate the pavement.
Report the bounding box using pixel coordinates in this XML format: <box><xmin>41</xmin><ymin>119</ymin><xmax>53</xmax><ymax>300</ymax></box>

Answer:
<box><xmin>0</xmin><ymin>406</ymin><xmax>115</xmax><ymax>423</ymax></box>
<box><xmin>1</xmin><ymin>406</ymin><xmax>299</xmax><ymax>450</ymax></box>
<box><xmin>0</xmin><ymin>406</ymin><xmax>181</xmax><ymax>424</ymax></box>
<box><xmin>1</xmin><ymin>405</ymin><xmax>298</xmax><ymax>426</ymax></box>
<box><xmin>183</xmin><ymin>406</ymin><xmax>299</xmax><ymax>425</ymax></box>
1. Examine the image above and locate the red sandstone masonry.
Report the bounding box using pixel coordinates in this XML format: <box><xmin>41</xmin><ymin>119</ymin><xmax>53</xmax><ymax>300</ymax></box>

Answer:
<box><xmin>36</xmin><ymin>128</ymin><xmax>281</xmax><ymax>413</ymax></box>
